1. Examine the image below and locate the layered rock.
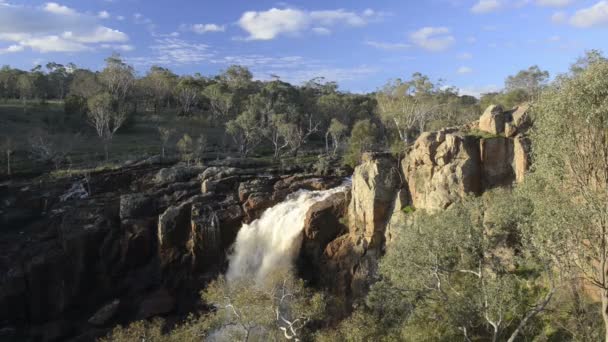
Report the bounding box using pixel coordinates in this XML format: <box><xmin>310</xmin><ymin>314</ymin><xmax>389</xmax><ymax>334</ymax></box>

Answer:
<box><xmin>403</xmin><ymin>129</ymin><xmax>482</xmax><ymax>211</ymax></box>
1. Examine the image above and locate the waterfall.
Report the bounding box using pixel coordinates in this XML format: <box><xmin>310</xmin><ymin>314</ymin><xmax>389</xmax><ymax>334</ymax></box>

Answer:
<box><xmin>226</xmin><ymin>183</ymin><xmax>349</xmax><ymax>284</ymax></box>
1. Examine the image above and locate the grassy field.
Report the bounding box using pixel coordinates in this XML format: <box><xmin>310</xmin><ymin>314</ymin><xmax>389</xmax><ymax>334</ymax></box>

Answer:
<box><xmin>0</xmin><ymin>100</ymin><xmax>327</xmax><ymax>178</ymax></box>
<box><xmin>0</xmin><ymin>100</ymin><xmax>228</xmax><ymax>177</ymax></box>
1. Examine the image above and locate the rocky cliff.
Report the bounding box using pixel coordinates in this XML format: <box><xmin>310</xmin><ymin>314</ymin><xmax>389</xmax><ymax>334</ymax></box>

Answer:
<box><xmin>0</xmin><ymin>160</ymin><xmax>346</xmax><ymax>341</ymax></box>
<box><xmin>298</xmin><ymin>104</ymin><xmax>532</xmax><ymax>305</ymax></box>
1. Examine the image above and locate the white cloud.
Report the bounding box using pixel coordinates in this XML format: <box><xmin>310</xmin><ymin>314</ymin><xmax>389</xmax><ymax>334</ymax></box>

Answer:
<box><xmin>364</xmin><ymin>40</ymin><xmax>410</xmax><ymax>50</ymax></box>
<box><xmin>458</xmin><ymin>52</ymin><xmax>473</xmax><ymax>59</ymax></box>
<box><xmin>43</xmin><ymin>2</ymin><xmax>76</xmax><ymax>16</ymax></box>
<box><xmin>570</xmin><ymin>1</ymin><xmax>608</xmax><ymax>27</ymax></box>
<box><xmin>312</xmin><ymin>27</ymin><xmax>331</xmax><ymax>35</ymax></box>
<box><xmin>471</xmin><ymin>0</ymin><xmax>502</xmax><ymax>13</ymax></box>
<box><xmin>467</xmin><ymin>36</ymin><xmax>477</xmax><ymax>44</ymax></box>
<box><xmin>189</xmin><ymin>23</ymin><xmax>225</xmax><ymax>34</ymax></box>
<box><xmin>116</xmin><ymin>15</ymin><xmax>125</xmax><ymax>21</ymax></box>
<box><xmin>459</xmin><ymin>84</ymin><xmax>500</xmax><ymax>98</ymax></box>
<box><xmin>62</xmin><ymin>26</ymin><xmax>127</xmax><ymax>43</ymax></box>
<box><xmin>409</xmin><ymin>27</ymin><xmax>455</xmax><ymax>52</ymax></box>
<box><xmin>551</xmin><ymin>11</ymin><xmax>567</xmax><ymax>23</ymax></box>
<box><xmin>98</xmin><ymin>10</ymin><xmax>110</xmax><ymax>19</ymax></box>
<box><xmin>101</xmin><ymin>44</ymin><xmax>134</xmax><ymax>52</ymax></box>
<box><xmin>0</xmin><ymin>1</ymin><xmax>129</xmax><ymax>53</ymax></box>
<box><xmin>0</xmin><ymin>44</ymin><xmax>24</xmax><ymax>54</ymax></box>
<box><xmin>536</xmin><ymin>0</ymin><xmax>574</xmax><ymax>7</ymax></box>
<box><xmin>237</xmin><ymin>7</ymin><xmax>383</xmax><ymax>40</ymax></box>
<box><xmin>457</xmin><ymin>66</ymin><xmax>473</xmax><ymax>74</ymax></box>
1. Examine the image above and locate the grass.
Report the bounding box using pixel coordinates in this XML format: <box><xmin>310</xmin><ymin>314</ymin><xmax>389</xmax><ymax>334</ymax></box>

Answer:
<box><xmin>402</xmin><ymin>205</ymin><xmax>416</xmax><ymax>214</ymax></box>
<box><xmin>0</xmin><ymin>101</ymin><xmax>231</xmax><ymax>176</ymax></box>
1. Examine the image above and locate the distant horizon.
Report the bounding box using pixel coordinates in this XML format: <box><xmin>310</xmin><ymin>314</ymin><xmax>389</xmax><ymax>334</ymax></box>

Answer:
<box><xmin>1</xmin><ymin>0</ymin><xmax>607</xmax><ymax>96</ymax></box>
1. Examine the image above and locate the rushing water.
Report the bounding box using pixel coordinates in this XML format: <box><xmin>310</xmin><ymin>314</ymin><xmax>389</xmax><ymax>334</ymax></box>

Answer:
<box><xmin>226</xmin><ymin>182</ymin><xmax>349</xmax><ymax>284</ymax></box>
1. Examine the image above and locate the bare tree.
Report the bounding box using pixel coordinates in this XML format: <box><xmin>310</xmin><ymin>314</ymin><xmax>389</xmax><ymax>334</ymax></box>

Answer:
<box><xmin>157</xmin><ymin>126</ymin><xmax>175</xmax><ymax>160</ymax></box>
<box><xmin>28</xmin><ymin>130</ymin><xmax>78</xmax><ymax>170</ymax></box>
<box><xmin>281</xmin><ymin>114</ymin><xmax>320</xmax><ymax>157</ymax></box>
<box><xmin>87</xmin><ymin>93</ymin><xmax>127</xmax><ymax>161</ymax></box>
<box><xmin>2</xmin><ymin>137</ymin><xmax>14</xmax><ymax>176</ymax></box>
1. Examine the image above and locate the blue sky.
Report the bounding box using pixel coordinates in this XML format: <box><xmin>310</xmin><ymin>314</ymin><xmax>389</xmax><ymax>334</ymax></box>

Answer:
<box><xmin>1</xmin><ymin>0</ymin><xmax>607</xmax><ymax>95</ymax></box>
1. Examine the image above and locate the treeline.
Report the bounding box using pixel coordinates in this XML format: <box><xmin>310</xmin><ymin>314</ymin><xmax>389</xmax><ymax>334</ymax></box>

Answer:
<box><xmin>1</xmin><ymin>52</ymin><xmax>555</xmax><ymax>176</ymax></box>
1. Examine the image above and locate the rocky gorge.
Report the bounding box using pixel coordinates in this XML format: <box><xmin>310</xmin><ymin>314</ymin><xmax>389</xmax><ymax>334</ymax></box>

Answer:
<box><xmin>0</xmin><ymin>104</ymin><xmax>531</xmax><ymax>341</ymax></box>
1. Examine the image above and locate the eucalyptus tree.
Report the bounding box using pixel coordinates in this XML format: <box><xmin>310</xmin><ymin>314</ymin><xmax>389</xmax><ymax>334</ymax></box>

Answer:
<box><xmin>87</xmin><ymin>92</ymin><xmax>127</xmax><ymax>160</ymax></box>
<box><xmin>525</xmin><ymin>59</ymin><xmax>608</xmax><ymax>342</ymax></box>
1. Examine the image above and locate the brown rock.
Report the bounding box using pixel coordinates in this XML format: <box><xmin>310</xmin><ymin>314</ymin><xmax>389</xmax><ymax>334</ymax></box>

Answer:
<box><xmin>513</xmin><ymin>135</ymin><xmax>530</xmax><ymax>183</ymax></box>
<box><xmin>479</xmin><ymin>105</ymin><xmax>505</xmax><ymax>135</ymax></box>
<box><xmin>348</xmin><ymin>153</ymin><xmax>400</xmax><ymax>247</ymax></box>
<box><xmin>299</xmin><ymin>190</ymin><xmax>350</xmax><ymax>283</ymax></box>
<box><xmin>403</xmin><ymin>130</ymin><xmax>481</xmax><ymax>211</ymax></box>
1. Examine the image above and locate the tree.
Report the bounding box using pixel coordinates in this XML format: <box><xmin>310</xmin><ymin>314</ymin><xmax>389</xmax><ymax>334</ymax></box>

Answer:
<box><xmin>16</xmin><ymin>73</ymin><xmax>33</xmax><ymax>111</ymax></box>
<box><xmin>194</xmin><ymin>134</ymin><xmax>208</xmax><ymax>164</ymax></box>
<box><xmin>570</xmin><ymin>49</ymin><xmax>607</xmax><ymax>75</ymax></box>
<box><xmin>99</xmin><ymin>54</ymin><xmax>135</xmax><ymax>102</ymax></box>
<box><xmin>46</xmin><ymin>62</ymin><xmax>70</xmax><ymax>99</ymax></box>
<box><xmin>141</xmin><ymin>66</ymin><xmax>177</xmax><ymax>113</ymax></box>
<box><xmin>157</xmin><ymin>126</ymin><xmax>175</xmax><ymax>159</ymax></box>
<box><xmin>377</xmin><ymin>78</ymin><xmax>439</xmax><ymax>145</ymax></box>
<box><xmin>203</xmin><ymin>83</ymin><xmax>234</xmax><ymax>121</ymax></box>
<box><xmin>355</xmin><ymin>190</ymin><xmax>552</xmax><ymax>342</ymax></box>
<box><xmin>69</xmin><ymin>69</ymin><xmax>102</xmax><ymax>99</ymax></box>
<box><xmin>176</xmin><ymin>133</ymin><xmax>194</xmax><ymax>165</ymax></box>
<box><xmin>175</xmin><ymin>76</ymin><xmax>204</xmax><ymax>116</ymax></box>
<box><xmin>201</xmin><ymin>272</ymin><xmax>324</xmax><ymax>341</ymax></box>
<box><xmin>264</xmin><ymin>114</ymin><xmax>290</xmax><ymax>159</ymax></box>
<box><xmin>327</xmin><ymin>118</ymin><xmax>347</xmax><ymax>155</ymax></box>
<box><xmin>87</xmin><ymin>92</ymin><xmax>127</xmax><ymax>160</ymax></box>
<box><xmin>525</xmin><ymin>59</ymin><xmax>608</xmax><ymax>341</ymax></box>
<box><xmin>343</xmin><ymin>119</ymin><xmax>378</xmax><ymax>167</ymax></box>
<box><xmin>504</xmin><ymin>65</ymin><xmax>549</xmax><ymax>100</ymax></box>
<box><xmin>226</xmin><ymin>109</ymin><xmax>262</xmax><ymax>157</ymax></box>
<box><xmin>28</xmin><ymin>130</ymin><xmax>78</xmax><ymax>170</ymax></box>
<box><xmin>2</xmin><ymin>137</ymin><xmax>14</xmax><ymax>176</ymax></box>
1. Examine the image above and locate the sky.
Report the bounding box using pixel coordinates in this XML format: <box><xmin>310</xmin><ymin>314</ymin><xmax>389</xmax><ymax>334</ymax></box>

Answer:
<box><xmin>1</xmin><ymin>0</ymin><xmax>608</xmax><ymax>96</ymax></box>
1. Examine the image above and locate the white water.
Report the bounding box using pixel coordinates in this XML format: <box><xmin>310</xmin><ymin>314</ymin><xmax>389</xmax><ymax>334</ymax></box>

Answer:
<box><xmin>226</xmin><ymin>182</ymin><xmax>349</xmax><ymax>284</ymax></box>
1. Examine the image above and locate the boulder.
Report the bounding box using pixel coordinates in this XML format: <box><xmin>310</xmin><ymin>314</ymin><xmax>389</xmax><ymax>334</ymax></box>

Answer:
<box><xmin>403</xmin><ymin>130</ymin><xmax>482</xmax><ymax>211</ymax></box>
<box><xmin>154</xmin><ymin>165</ymin><xmax>204</xmax><ymax>185</ymax></box>
<box><xmin>190</xmin><ymin>203</ymin><xmax>224</xmax><ymax>271</ymax></box>
<box><xmin>119</xmin><ymin>194</ymin><xmax>156</xmax><ymax>220</ymax></box>
<box><xmin>479</xmin><ymin>105</ymin><xmax>505</xmax><ymax>135</ymax></box>
<box><xmin>88</xmin><ymin>299</ymin><xmax>120</xmax><ymax>326</ymax></box>
<box><xmin>348</xmin><ymin>153</ymin><xmax>401</xmax><ymax>248</ymax></box>
<box><xmin>157</xmin><ymin>201</ymin><xmax>193</xmax><ymax>266</ymax></box>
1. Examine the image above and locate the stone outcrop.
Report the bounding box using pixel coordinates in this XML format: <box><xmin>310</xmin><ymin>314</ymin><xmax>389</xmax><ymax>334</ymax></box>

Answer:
<box><xmin>348</xmin><ymin>153</ymin><xmax>401</xmax><ymax>248</ymax></box>
<box><xmin>403</xmin><ymin>130</ymin><xmax>482</xmax><ymax>211</ymax></box>
<box><xmin>479</xmin><ymin>105</ymin><xmax>505</xmax><ymax>135</ymax></box>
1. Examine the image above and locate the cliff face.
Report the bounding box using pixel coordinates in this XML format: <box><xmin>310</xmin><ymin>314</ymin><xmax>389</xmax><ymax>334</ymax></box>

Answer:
<box><xmin>300</xmin><ymin>104</ymin><xmax>532</xmax><ymax>303</ymax></box>
<box><xmin>0</xmin><ymin>160</ymin><xmax>346</xmax><ymax>341</ymax></box>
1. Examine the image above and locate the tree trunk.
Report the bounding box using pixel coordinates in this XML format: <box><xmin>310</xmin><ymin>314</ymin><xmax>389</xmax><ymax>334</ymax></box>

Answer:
<box><xmin>6</xmin><ymin>152</ymin><xmax>10</xmax><ymax>176</ymax></box>
<box><xmin>325</xmin><ymin>131</ymin><xmax>330</xmax><ymax>154</ymax></box>
<box><xmin>602</xmin><ymin>289</ymin><xmax>608</xmax><ymax>342</ymax></box>
<box><xmin>104</xmin><ymin>143</ymin><xmax>109</xmax><ymax>161</ymax></box>
<box><xmin>161</xmin><ymin>145</ymin><xmax>165</xmax><ymax>160</ymax></box>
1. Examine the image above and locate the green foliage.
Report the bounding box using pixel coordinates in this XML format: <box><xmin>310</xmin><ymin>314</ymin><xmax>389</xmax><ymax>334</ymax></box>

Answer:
<box><xmin>466</xmin><ymin>128</ymin><xmax>502</xmax><ymax>139</ymax></box>
<box><xmin>343</xmin><ymin>119</ymin><xmax>378</xmax><ymax>167</ymax></box>
<box><xmin>176</xmin><ymin>133</ymin><xmax>194</xmax><ymax>164</ymax></box>
<box><xmin>64</xmin><ymin>94</ymin><xmax>88</xmax><ymax>117</ymax></box>
<box><xmin>401</xmin><ymin>205</ymin><xmax>415</xmax><ymax>214</ymax></box>
<box><xmin>336</xmin><ymin>190</ymin><xmax>548</xmax><ymax>341</ymax></box>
